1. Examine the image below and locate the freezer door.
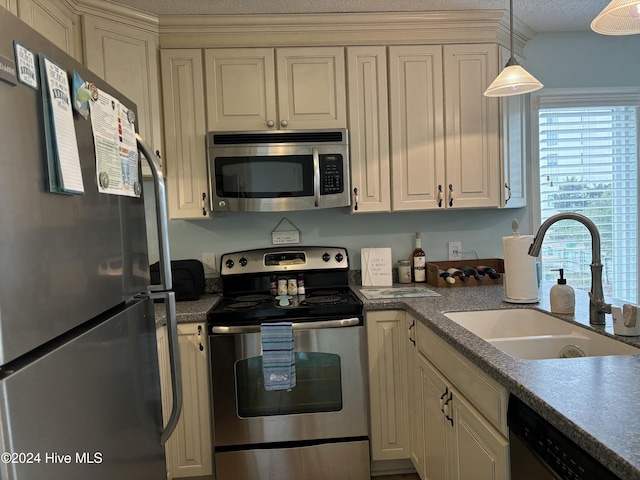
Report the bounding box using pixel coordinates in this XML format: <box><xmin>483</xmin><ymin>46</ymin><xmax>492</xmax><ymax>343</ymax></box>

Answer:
<box><xmin>0</xmin><ymin>300</ymin><xmax>165</xmax><ymax>480</ymax></box>
<box><xmin>0</xmin><ymin>8</ymin><xmax>150</xmax><ymax>366</ymax></box>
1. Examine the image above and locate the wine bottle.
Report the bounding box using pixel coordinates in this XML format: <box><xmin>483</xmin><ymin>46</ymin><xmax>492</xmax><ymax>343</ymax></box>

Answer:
<box><xmin>438</xmin><ymin>270</ymin><xmax>456</xmax><ymax>285</ymax></box>
<box><xmin>446</xmin><ymin>267</ymin><xmax>467</xmax><ymax>281</ymax></box>
<box><xmin>461</xmin><ymin>266</ymin><xmax>484</xmax><ymax>281</ymax></box>
<box><xmin>411</xmin><ymin>232</ymin><xmax>426</xmax><ymax>283</ymax></box>
<box><xmin>476</xmin><ymin>265</ymin><xmax>501</xmax><ymax>280</ymax></box>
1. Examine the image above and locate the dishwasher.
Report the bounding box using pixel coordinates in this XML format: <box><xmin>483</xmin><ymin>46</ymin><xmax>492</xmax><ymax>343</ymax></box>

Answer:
<box><xmin>508</xmin><ymin>396</ymin><xmax>620</xmax><ymax>480</ymax></box>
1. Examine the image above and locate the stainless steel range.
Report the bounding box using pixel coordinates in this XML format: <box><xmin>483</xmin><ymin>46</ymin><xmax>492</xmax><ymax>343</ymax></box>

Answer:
<box><xmin>208</xmin><ymin>246</ymin><xmax>370</xmax><ymax>480</ymax></box>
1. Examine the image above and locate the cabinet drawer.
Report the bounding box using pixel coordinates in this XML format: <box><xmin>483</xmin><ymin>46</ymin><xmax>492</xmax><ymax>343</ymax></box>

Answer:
<box><xmin>416</xmin><ymin>321</ymin><xmax>508</xmax><ymax>436</ymax></box>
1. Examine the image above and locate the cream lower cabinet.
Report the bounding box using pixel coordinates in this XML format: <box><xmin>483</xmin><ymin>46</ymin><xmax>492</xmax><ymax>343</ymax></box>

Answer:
<box><xmin>157</xmin><ymin>323</ymin><xmax>213</xmax><ymax>479</ymax></box>
<box><xmin>366</xmin><ymin>311</ymin><xmax>410</xmax><ymax>462</ymax></box>
<box><xmin>415</xmin><ymin>321</ymin><xmax>509</xmax><ymax>480</ymax></box>
<box><xmin>406</xmin><ymin>313</ymin><xmax>425</xmax><ymax>475</ymax></box>
<box><xmin>160</xmin><ymin>49</ymin><xmax>209</xmax><ymax>219</ymax></box>
<box><xmin>204</xmin><ymin>46</ymin><xmax>346</xmax><ymax>131</ymax></box>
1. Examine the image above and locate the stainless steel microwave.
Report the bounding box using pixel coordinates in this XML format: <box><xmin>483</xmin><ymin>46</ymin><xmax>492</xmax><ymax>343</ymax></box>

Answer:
<box><xmin>206</xmin><ymin>129</ymin><xmax>350</xmax><ymax>212</ymax></box>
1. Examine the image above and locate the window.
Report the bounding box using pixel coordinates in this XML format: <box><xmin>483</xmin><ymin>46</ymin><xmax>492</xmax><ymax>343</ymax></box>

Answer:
<box><xmin>533</xmin><ymin>89</ymin><xmax>640</xmax><ymax>303</ymax></box>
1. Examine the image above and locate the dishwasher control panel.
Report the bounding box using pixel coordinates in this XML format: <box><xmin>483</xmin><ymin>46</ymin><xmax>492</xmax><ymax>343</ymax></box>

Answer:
<box><xmin>508</xmin><ymin>396</ymin><xmax>618</xmax><ymax>480</ymax></box>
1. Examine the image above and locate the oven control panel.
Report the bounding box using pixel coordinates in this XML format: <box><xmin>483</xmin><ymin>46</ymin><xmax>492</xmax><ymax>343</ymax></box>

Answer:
<box><xmin>220</xmin><ymin>246</ymin><xmax>349</xmax><ymax>275</ymax></box>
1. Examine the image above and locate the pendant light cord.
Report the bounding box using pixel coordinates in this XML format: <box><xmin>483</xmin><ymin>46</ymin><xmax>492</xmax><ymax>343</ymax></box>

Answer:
<box><xmin>506</xmin><ymin>0</ymin><xmax>518</xmax><ymax>67</ymax></box>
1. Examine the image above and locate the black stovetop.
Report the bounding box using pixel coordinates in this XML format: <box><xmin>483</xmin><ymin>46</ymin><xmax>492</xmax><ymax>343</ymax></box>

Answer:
<box><xmin>207</xmin><ymin>287</ymin><xmax>363</xmax><ymax>326</ymax></box>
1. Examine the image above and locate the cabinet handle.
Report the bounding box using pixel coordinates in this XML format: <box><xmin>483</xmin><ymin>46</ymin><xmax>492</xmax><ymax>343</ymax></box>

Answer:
<box><xmin>281</xmin><ymin>119</ymin><xmax>288</xmax><ymax>127</ymax></box>
<box><xmin>439</xmin><ymin>387</ymin><xmax>449</xmax><ymax>411</ymax></box>
<box><xmin>448</xmin><ymin>184</ymin><xmax>454</xmax><ymax>207</ymax></box>
<box><xmin>267</xmin><ymin>120</ymin><xmax>275</xmax><ymax>127</ymax></box>
<box><xmin>444</xmin><ymin>390</ymin><xmax>454</xmax><ymax>426</ymax></box>
<box><xmin>437</xmin><ymin>185</ymin><xmax>443</xmax><ymax>208</ymax></box>
<box><xmin>353</xmin><ymin>187</ymin><xmax>359</xmax><ymax>211</ymax></box>
<box><xmin>201</xmin><ymin>192</ymin><xmax>208</xmax><ymax>216</ymax></box>
<box><xmin>198</xmin><ymin>325</ymin><xmax>204</xmax><ymax>351</ymax></box>
<box><xmin>408</xmin><ymin>319</ymin><xmax>415</xmax><ymax>345</ymax></box>
<box><xmin>505</xmin><ymin>182</ymin><xmax>512</xmax><ymax>204</ymax></box>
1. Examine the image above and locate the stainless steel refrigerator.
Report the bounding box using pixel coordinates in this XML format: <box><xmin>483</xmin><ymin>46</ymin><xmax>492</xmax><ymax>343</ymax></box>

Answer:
<box><xmin>0</xmin><ymin>8</ymin><xmax>181</xmax><ymax>480</ymax></box>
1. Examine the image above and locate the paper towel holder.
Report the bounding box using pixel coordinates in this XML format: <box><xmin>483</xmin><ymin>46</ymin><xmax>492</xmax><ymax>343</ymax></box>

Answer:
<box><xmin>503</xmin><ymin>232</ymin><xmax>540</xmax><ymax>304</ymax></box>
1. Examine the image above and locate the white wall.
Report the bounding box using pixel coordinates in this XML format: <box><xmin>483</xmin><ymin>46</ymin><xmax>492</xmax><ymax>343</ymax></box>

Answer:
<box><xmin>147</xmin><ymin>30</ymin><xmax>640</xmax><ymax>271</ymax></box>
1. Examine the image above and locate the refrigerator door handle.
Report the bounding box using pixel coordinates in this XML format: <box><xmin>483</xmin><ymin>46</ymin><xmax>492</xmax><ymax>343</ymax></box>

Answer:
<box><xmin>150</xmin><ymin>291</ymin><xmax>183</xmax><ymax>445</ymax></box>
<box><xmin>136</xmin><ymin>134</ymin><xmax>172</xmax><ymax>292</ymax></box>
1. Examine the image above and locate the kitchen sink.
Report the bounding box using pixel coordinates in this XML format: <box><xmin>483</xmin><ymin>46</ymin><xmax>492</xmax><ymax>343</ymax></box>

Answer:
<box><xmin>444</xmin><ymin>309</ymin><xmax>640</xmax><ymax>360</ymax></box>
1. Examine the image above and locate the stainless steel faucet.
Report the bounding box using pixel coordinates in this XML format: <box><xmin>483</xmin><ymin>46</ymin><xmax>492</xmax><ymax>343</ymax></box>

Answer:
<box><xmin>528</xmin><ymin>212</ymin><xmax>611</xmax><ymax>325</ymax></box>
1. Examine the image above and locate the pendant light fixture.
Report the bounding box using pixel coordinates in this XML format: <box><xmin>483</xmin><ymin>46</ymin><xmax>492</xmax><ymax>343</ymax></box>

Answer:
<box><xmin>484</xmin><ymin>0</ymin><xmax>543</xmax><ymax>97</ymax></box>
<box><xmin>591</xmin><ymin>0</ymin><xmax>640</xmax><ymax>35</ymax></box>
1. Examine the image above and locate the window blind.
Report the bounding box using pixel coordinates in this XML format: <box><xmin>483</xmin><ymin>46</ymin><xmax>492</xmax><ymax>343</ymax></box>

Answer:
<box><xmin>538</xmin><ymin>105</ymin><xmax>638</xmax><ymax>303</ymax></box>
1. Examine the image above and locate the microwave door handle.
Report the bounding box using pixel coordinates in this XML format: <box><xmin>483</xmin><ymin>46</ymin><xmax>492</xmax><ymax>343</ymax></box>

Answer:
<box><xmin>313</xmin><ymin>147</ymin><xmax>320</xmax><ymax>207</ymax></box>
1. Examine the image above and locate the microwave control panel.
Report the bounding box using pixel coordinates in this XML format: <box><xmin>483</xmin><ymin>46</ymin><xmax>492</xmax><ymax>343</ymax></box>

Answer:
<box><xmin>320</xmin><ymin>154</ymin><xmax>344</xmax><ymax>194</ymax></box>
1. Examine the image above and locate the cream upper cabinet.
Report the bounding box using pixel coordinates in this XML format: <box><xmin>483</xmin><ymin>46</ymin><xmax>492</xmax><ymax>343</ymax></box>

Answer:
<box><xmin>366</xmin><ymin>310</ymin><xmax>410</xmax><ymax>462</ymax></box>
<box><xmin>204</xmin><ymin>48</ymin><xmax>277</xmax><ymax>131</ymax></box>
<box><xmin>157</xmin><ymin>323</ymin><xmax>213</xmax><ymax>479</ymax></box>
<box><xmin>205</xmin><ymin>46</ymin><xmax>346</xmax><ymax>131</ymax></box>
<box><xmin>389</xmin><ymin>45</ymin><xmax>445</xmax><ymax>211</ymax></box>
<box><xmin>443</xmin><ymin>44</ymin><xmax>500</xmax><ymax>209</ymax></box>
<box><xmin>161</xmin><ymin>49</ymin><xmax>209</xmax><ymax>219</ymax></box>
<box><xmin>347</xmin><ymin>46</ymin><xmax>390</xmax><ymax>213</ymax></box>
<box><xmin>499</xmin><ymin>47</ymin><xmax>527</xmax><ymax>209</ymax></box>
<box><xmin>389</xmin><ymin>44</ymin><xmax>508</xmax><ymax>211</ymax></box>
<box><xmin>16</xmin><ymin>0</ymin><xmax>81</xmax><ymax>60</ymax></box>
<box><xmin>276</xmin><ymin>47</ymin><xmax>346</xmax><ymax>129</ymax></box>
<box><xmin>82</xmin><ymin>14</ymin><xmax>162</xmax><ymax>177</ymax></box>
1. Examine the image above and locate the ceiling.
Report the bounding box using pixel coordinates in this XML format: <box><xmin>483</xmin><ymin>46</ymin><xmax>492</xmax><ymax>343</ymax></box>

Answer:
<box><xmin>109</xmin><ymin>0</ymin><xmax>610</xmax><ymax>33</ymax></box>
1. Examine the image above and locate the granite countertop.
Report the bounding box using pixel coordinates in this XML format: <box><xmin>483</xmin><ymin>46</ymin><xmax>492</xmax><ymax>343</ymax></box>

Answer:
<box><xmin>354</xmin><ymin>283</ymin><xmax>640</xmax><ymax>480</ymax></box>
<box><xmin>154</xmin><ymin>293</ymin><xmax>220</xmax><ymax>326</ymax></box>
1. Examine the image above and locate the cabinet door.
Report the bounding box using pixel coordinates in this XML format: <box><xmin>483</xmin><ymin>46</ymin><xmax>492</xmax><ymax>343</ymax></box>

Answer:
<box><xmin>418</xmin><ymin>353</ymin><xmax>451</xmax><ymax>480</ymax></box>
<box><xmin>276</xmin><ymin>47</ymin><xmax>347</xmax><ymax>129</ymax></box>
<box><xmin>347</xmin><ymin>46</ymin><xmax>390</xmax><ymax>213</ymax></box>
<box><xmin>17</xmin><ymin>0</ymin><xmax>80</xmax><ymax>59</ymax></box>
<box><xmin>407</xmin><ymin>315</ymin><xmax>425</xmax><ymax>476</ymax></box>
<box><xmin>204</xmin><ymin>48</ymin><xmax>277</xmax><ymax>131</ymax></box>
<box><xmin>499</xmin><ymin>47</ymin><xmax>527</xmax><ymax>209</ymax></box>
<box><xmin>83</xmin><ymin>15</ymin><xmax>162</xmax><ymax>178</ymax></box>
<box><xmin>160</xmin><ymin>323</ymin><xmax>213</xmax><ymax>479</ymax></box>
<box><xmin>160</xmin><ymin>49</ymin><xmax>209</xmax><ymax>219</ymax></box>
<box><xmin>366</xmin><ymin>311</ymin><xmax>410</xmax><ymax>461</ymax></box>
<box><xmin>389</xmin><ymin>46</ymin><xmax>445</xmax><ymax>211</ymax></box>
<box><xmin>443</xmin><ymin>44</ymin><xmax>500</xmax><ymax>209</ymax></box>
<box><xmin>450</xmin><ymin>391</ymin><xmax>509</xmax><ymax>480</ymax></box>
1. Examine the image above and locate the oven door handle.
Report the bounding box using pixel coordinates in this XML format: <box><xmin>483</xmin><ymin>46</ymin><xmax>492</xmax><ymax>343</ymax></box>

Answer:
<box><xmin>211</xmin><ymin>317</ymin><xmax>361</xmax><ymax>334</ymax></box>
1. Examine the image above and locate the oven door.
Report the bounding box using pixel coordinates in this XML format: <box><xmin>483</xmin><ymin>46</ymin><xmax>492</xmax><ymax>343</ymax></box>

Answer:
<box><xmin>210</xmin><ymin>317</ymin><xmax>368</xmax><ymax>447</ymax></box>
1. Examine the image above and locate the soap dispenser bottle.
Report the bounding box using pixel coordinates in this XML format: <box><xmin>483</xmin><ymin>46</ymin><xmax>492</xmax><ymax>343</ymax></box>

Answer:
<box><xmin>550</xmin><ymin>268</ymin><xmax>575</xmax><ymax>314</ymax></box>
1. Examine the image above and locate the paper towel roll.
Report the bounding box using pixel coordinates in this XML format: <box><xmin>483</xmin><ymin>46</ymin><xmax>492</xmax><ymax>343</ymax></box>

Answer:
<box><xmin>502</xmin><ymin>235</ymin><xmax>539</xmax><ymax>303</ymax></box>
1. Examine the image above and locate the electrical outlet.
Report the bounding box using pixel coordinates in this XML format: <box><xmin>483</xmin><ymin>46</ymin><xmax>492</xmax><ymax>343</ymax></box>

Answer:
<box><xmin>201</xmin><ymin>253</ymin><xmax>216</xmax><ymax>276</ymax></box>
<box><xmin>448</xmin><ymin>242</ymin><xmax>462</xmax><ymax>261</ymax></box>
